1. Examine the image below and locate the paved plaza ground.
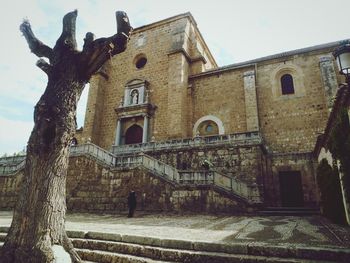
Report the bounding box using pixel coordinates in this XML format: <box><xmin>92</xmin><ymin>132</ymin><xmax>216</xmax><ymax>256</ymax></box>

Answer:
<box><xmin>1</xmin><ymin>210</ymin><xmax>349</xmax><ymax>250</ymax></box>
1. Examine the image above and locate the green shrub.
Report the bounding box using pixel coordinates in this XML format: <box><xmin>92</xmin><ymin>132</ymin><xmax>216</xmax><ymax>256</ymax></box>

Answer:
<box><xmin>316</xmin><ymin>159</ymin><xmax>346</xmax><ymax>224</ymax></box>
<box><xmin>327</xmin><ymin>108</ymin><xmax>350</xmax><ymax>200</ymax></box>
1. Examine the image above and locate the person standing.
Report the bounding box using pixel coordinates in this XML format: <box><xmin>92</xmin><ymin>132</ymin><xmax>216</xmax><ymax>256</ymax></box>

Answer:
<box><xmin>127</xmin><ymin>191</ymin><xmax>137</xmax><ymax>217</ymax></box>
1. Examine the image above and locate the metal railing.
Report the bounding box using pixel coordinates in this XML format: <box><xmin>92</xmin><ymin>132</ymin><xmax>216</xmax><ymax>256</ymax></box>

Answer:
<box><xmin>112</xmin><ymin>131</ymin><xmax>262</xmax><ymax>154</ymax></box>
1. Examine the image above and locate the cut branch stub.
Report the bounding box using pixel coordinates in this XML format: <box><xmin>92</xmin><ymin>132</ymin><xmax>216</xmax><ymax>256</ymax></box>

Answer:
<box><xmin>36</xmin><ymin>59</ymin><xmax>52</xmax><ymax>75</ymax></box>
<box><xmin>83</xmin><ymin>32</ymin><xmax>95</xmax><ymax>49</ymax></box>
<box><xmin>55</xmin><ymin>10</ymin><xmax>78</xmax><ymax>51</ymax></box>
<box><xmin>116</xmin><ymin>11</ymin><xmax>133</xmax><ymax>38</ymax></box>
<box><xmin>20</xmin><ymin>20</ymin><xmax>53</xmax><ymax>59</ymax></box>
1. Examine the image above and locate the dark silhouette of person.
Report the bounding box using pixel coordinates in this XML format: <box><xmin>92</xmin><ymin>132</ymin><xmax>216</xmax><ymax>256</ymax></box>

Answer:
<box><xmin>202</xmin><ymin>159</ymin><xmax>212</xmax><ymax>170</ymax></box>
<box><xmin>127</xmin><ymin>191</ymin><xmax>137</xmax><ymax>217</ymax></box>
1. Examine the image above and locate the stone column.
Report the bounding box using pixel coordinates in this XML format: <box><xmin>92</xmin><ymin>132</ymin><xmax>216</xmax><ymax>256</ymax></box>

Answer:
<box><xmin>142</xmin><ymin>115</ymin><xmax>149</xmax><ymax>143</ymax></box>
<box><xmin>114</xmin><ymin>118</ymin><xmax>122</xmax><ymax>146</ymax></box>
<box><xmin>319</xmin><ymin>56</ymin><xmax>338</xmax><ymax>111</ymax></box>
<box><xmin>243</xmin><ymin>70</ymin><xmax>259</xmax><ymax>131</ymax></box>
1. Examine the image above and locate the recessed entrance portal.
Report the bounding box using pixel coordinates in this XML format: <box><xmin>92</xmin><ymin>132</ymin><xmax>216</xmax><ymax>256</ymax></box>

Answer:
<box><xmin>125</xmin><ymin>124</ymin><xmax>143</xmax><ymax>144</ymax></box>
<box><xmin>279</xmin><ymin>171</ymin><xmax>304</xmax><ymax>207</ymax></box>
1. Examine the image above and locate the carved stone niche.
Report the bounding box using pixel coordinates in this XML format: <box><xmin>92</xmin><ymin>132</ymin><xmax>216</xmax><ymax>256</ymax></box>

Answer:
<box><xmin>122</xmin><ymin>79</ymin><xmax>149</xmax><ymax>107</ymax></box>
<box><xmin>116</xmin><ymin>79</ymin><xmax>156</xmax><ymax>118</ymax></box>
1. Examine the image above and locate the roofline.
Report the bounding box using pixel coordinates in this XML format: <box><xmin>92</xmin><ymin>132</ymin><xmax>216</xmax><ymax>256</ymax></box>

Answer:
<box><xmin>132</xmin><ymin>12</ymin><xmax>218</xmax><ymax>67</ymax></box>
<box><xmin>133</xmin><ymin>12</ymin><xmax>196</xmax><ymax>33</ymax></box>
<box><xmin>190</xmin><ymin>39</ymin><xmax>350</xmax><ymax>79</ymax></box>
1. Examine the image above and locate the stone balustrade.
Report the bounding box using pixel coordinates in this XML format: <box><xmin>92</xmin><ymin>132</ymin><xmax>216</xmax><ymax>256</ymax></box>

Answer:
<box><xmin>0</xmin><ymin>142</ymin><xmax>262</xmax><ymax>203</ymax></box>
<box><xmin>0</xmin><ymin>155</ymin><xmax>25</xmax><ymax>165</ymax></box>
<box><xmin>70</xmin><ymin>143</ymin><xmax>116</xmax><ymax>166</ymax></box>
<box><xmin>178</xmin><ymin>170</ymin><xmax>261</xmax><ymax>203</ymax></box>
<box><xmin>0</xmin><ymin>159</ymin><xmax>25</xmax><ymax>176</ymax></box>
<box><xmin>111</xmin><ymin>131</ymin><xmax>263</xmax><ymax>155</ymax></box>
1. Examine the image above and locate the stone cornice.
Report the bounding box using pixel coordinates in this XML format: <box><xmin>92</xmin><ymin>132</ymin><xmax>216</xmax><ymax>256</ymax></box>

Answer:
<box><xmin>115</xmin><ymin>103</ymin><xmax>157</xmax><ymax>119</ymax></box>
<box><xmin>168</xmin><ymin>48</ymin><xmax>206</xmax><ymax>64</ymax></box>
<box><xmin>190</xmin><ymin>39</ymin><xmax>350</xmax><ymax>79</ymax></box>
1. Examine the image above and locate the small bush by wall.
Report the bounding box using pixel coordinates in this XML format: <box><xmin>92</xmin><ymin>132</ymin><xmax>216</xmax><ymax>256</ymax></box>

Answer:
<box><xmin>327</xmin><ymin>107</ymin><xmax>350</xmax><ymax>197</ymax></box>
<box><xmin>316</xmin><ymin>158</ymin><xmax>346</xmax><ymax>224</ymax></box>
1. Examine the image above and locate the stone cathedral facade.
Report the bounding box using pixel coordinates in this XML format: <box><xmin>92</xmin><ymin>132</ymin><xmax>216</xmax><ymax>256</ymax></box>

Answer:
<box><xmin>0</xmin><ymin>13</ymin><xmax>347</xmax><ymax>213</ymax></box>
<box><xmin>73</xmin><ymin>12</ymin><xmax>346</xmax><ymax>211</ymax></box>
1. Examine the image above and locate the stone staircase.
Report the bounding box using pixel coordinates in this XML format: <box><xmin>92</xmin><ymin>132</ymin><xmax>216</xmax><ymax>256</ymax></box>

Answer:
<box><xmin>73</xmin><ymin>143</ymin><xmax>262</xmax><ymax>204</ymax></box>
<box><xmin>1</xmin><ymin>143</ymin><xmax>262</xmax><ymax>205</ymax></box>
<box><xmin>1</xmin><ymin>227</ymin><xmax>349</xmax><ymax>262</ymax></box>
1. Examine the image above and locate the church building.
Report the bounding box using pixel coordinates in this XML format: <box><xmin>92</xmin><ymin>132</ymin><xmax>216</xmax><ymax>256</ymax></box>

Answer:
<box><xmin>1</xmin><ymin>12</ymin><xmax>348</xmax><ymax>214</ymax></box>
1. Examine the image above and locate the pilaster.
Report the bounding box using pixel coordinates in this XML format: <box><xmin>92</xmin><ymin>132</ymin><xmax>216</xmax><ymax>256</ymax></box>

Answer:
<box><xmin>243</xmin><ymin>70</ymin><xmax>259</xmax><ymax>131</ymax></box>
<box><xmin>319</xmin><ymin>56</ymin><xmax>338</xmax><ymax>111</ymax></box>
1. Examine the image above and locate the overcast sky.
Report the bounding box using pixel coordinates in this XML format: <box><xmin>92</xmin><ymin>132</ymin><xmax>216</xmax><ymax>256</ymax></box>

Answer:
<box><xmin>0</xmin><ymin>0</ymin><xmax>349</xmax><ymax>155</ymax></box>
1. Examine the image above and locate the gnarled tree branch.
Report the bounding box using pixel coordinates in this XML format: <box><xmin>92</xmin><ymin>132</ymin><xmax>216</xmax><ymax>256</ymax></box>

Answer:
<box><xmin>20</xmin><ymin>20</ymin><xmax>53</xmax><ymax>59</ymax></box>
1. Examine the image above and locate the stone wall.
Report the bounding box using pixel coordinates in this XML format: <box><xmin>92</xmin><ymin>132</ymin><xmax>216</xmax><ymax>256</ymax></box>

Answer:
<box><xmin>190</xmin><ymin>68</ymin><xmax>249</xmax><ymax>135</ymax></box>
<box><xmin>146</xmin><ymin>143</ymin><xmax>265</xmax><ymax>186</ymax></box>
<box><xmin>66</xmin><ymin>155</ymin><xmax>252</xmax><ymax>214</ymax></box>
<box><xmin>0</xmin><ymin>155</ymin><xmax>253</xmax><ymax>213</ymax></box>
<box><xmin>0</xmin><ymin>171</ymin><xmax>23</xmax><ymax>210</ymax></box>
<box><xmin>0</xmin><ymin>151</ymin><xmax>318</xmax><ymax>211</ymax></box>
<box><xmin>256</xmin><ymin>51</ymin><xmax>336</xmax><ymax>153</ymax></box>
<box><xmin>263</xmin><ymin>153</ymin><xmax>319</xmax><ymax>207</ymax></box>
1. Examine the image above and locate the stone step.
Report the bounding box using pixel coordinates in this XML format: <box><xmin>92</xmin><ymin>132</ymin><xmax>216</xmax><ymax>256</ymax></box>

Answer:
<box><xmin>77</xmin><ymin>248</ymin><xmax>176</xmax><ymax>263</ymax></box>
<box><xmin>1</xmin><ymin>229</ymin><xmax>349</xmax><ymax>262</ymax></box>
<box><xmin>69</xmin><ymin>231</ymin><xmax>350</xmax><ymax>262</ymax></box>
<box><xmin>72</xmin><ymin>238</ymin><xmax>342</xmax><ymax>263</ymax></box>
<box><xmin>75</xmin><ymin>246</ymin><xmax>330</xmax><ymax>263</ymax></box>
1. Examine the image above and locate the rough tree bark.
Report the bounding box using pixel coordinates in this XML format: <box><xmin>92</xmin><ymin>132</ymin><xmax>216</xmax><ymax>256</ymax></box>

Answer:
<box><xmin>0</xmin><ymin>10</ymin><xmax>132</xmax><ymax>263</ymax></box>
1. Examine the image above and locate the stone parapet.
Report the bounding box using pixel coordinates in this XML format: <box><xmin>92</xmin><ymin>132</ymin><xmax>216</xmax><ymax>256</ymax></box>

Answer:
<box><xmin>112</xmin><ymin>131</ymin><xmax>263</xmax><ymax>155</ymax></box>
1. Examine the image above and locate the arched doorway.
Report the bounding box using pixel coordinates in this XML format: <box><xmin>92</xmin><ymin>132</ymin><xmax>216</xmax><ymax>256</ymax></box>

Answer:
<box><xmin>125</xmin><ymin>124</ymin><xmax>143</xmax><ymax>144</ymax></box>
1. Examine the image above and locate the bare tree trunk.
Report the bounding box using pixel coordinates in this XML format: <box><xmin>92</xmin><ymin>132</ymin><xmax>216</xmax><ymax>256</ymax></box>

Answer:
<box><xmin>0</xmin><ymin>10</ymin><xmax>131</xmax><ymax>263</ymax></box>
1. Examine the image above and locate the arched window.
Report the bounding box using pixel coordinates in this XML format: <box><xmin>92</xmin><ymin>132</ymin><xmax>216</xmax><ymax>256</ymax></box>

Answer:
<box><xmin>125</xmin><ymin>124</ymin><xmax>143</xmax><ymax>144</ymax></box>
<box><xmin>193</xmin><ymin>115</ymin><xmax>225</xmax><ymax>137</ymax></box>
<box><xmin>198</xmin><ymin>120</ymin><xmax>219</xmax><ymax>136</ymax></box>
<box><xmin>281</xmin><ymin>74</ymin><xmax>295</xmax><ymax>95</ymax></box>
